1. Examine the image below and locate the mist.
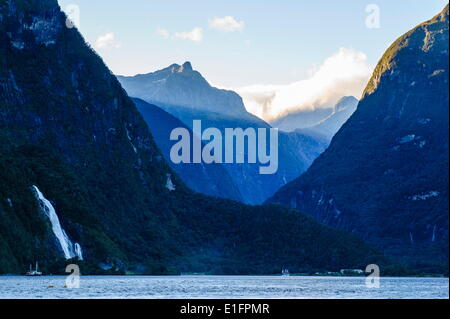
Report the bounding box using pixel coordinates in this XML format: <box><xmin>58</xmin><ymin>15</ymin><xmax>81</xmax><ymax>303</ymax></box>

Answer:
<box><xmin>235</xmin><ymin>48</ymin><xmax>373</xmax><ymax>122</ymax></box>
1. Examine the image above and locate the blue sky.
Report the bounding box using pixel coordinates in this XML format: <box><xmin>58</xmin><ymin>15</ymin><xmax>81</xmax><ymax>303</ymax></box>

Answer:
<box><xmin>57</xmin><ymin>0</ymin><xmax>448</xmax><ymax>85</ymax></box>
<box><xmin>57</xmin><ymin>0</ymin><xmax>448</xmax><ymax>120</ymax></box>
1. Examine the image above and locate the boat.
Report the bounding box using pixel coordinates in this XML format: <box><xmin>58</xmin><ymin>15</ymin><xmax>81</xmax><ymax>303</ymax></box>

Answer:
<box><xmin>282</xmin><ymin>268</ymin><xmax>290</xmax><ymax>277</ymax></box>
<box><xmin>26</xmin><ymin>262</ymin><xmax>43</xmax><ymax>276</ymax></box>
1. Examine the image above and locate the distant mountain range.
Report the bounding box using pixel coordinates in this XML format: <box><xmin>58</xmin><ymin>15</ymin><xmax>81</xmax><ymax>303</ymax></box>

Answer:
<box><xmin>297</xmin><ymin>96</ymin><xmax>359</xmax><ymax>142</ymax></box>
<box><xmin>270</xmin><ymin>96</ymin><xmax>358</xmax><ymax>141</ymax></box>
<box><xmin>269</xmin><ymin>5</ymin><xmax>449</xmax><ymax>273</ymax></box>
<box><xmin>271</xmin><ymin>107</ymin><xmax>334</xmax><ymax>132</ymax></box>
<box><xmin>118</xmin><ymin>64</ymin><xmax>328</xmax><ymax>204</ymax></box>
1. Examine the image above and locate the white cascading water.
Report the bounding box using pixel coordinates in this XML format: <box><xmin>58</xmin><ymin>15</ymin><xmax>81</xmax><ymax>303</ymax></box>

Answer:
<box><xmin>74</xmin><ymin>243</ymin><xmax>83</xmax><ymax>261</ymax></box>
<box><xmin>32</xmin><ymin>186</ymin><xmax>83</xmax><ymax>260</ymax></box>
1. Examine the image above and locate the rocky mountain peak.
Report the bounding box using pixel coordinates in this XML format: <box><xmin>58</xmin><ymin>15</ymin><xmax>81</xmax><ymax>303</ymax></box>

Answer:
<box><xmin>170</xmin><ymin>61</ymin><xmax>193</xmax><ymax>74</ymax></box>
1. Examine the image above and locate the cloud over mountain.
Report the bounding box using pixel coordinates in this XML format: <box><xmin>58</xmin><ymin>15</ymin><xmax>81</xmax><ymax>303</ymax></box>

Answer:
<box><xmin>236</xmin><ymin>48</ymin><xmax>373</xmax><ymax>121</ymax></box>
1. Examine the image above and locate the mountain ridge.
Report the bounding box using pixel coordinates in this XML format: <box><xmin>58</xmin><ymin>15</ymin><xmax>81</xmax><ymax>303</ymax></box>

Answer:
<box><xmin>297</xmin><ymin>96</ymin><xmax>359</xmax><ymax>142</ymax></box>
<box><xmin>117</xmin><ymin>61</ymin><xmax>249</xmax><ymax>118</ymax></box>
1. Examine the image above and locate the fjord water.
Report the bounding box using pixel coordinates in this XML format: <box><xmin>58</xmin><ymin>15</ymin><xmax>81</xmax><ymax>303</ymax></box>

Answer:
<box><xmin>0</xmin><ymin>276</ymin><xmax>447</xmax><ymax>299</ymax></box>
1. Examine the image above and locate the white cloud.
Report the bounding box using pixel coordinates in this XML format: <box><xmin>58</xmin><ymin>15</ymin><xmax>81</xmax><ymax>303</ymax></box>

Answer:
<box><xmin>174</xmin><ymin>27</ymin><xmax>203</xmax><ymax>43</ymax></box>
<box><xmin>235</xmin><ymin>48</ymin><xmax>373</xmax><ymax>121</ymax></box>
<box><xmin>94</xmin><ymin>32</ymin><xmax>121</xmax><ymax>50</ymax></box>
<box><xmin>209</xmin><ymin>16</ymin><xmax>245</xmax><ymax>32</ymax></box>
<box><xmin>157</xmin><ymin>27</ymin><xmax>170</xmax><ymax>39</ymax></box>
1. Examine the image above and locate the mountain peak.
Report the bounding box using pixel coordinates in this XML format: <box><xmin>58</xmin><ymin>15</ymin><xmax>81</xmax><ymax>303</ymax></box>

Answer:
<box><xmin>182</xmin><ymin>61</ymin><xmax>193</xmax><ymax>71</ymax></box>
<box><xmin>335</xmin><ymin>96</ymin><xmax>358</xmax><ymax>112</ymax></box>
<box><xmin>118</xmin><ymin>62</ymin><xmax>250</xmax><ymax>117</ymax></box>
<box><xmin>363</xmin><ymin>3</ymin><xmax>449</xmax><ymax>98</ymax></box>
<box><xmin>171</xmin><ymin>61</ymin><xmax>193</xmax><ymax>73</ymax></box>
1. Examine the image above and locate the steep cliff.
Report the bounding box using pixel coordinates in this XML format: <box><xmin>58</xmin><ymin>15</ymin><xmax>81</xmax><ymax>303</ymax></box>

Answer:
<box><xmin>270</xmin><ymin>6</ymin><xmax>449</xmax><ymax>273</ymax></box>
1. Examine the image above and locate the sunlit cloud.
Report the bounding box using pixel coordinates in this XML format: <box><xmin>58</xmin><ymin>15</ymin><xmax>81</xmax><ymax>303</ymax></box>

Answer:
<box><xmin>209</xmin><ymin>16</ymin><xmax>245</xmax><ymax>32</ymax></box>
<box><xmin>94</xmin><ymin>32</ymin><xmax>121</xmax><ymax>50</ymax></box>
<box><xmin>174</xmin><ymin>27</ymin><xmax>203</xmax><ymax>43</ymax></box>
<box><xmin>157</xmin><ymin>27</ymin><xmax>170</xmax><ymax>39</ymax></box>
<box><xmin>235</xmin><ymin>48</ymin><xmax>373</xmax><ymax>121</ymax></box>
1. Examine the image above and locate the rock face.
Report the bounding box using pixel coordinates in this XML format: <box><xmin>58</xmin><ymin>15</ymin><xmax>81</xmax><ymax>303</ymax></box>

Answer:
<box><xmin>119</xmin><ymin>64</ymin><xmax>328</xmax><ymax>204</ymax></box>
<box><xmin>0</xmin><ymin>0</ymin><xmax>385</xmax><ymax>274</ymax></box>
<box><xmin>1</xmin><ymin>0</ymin><xmax>178</xmax><ymax>272</ymax></box>
<box><xmin>117</xmin><ymin>62</ymin><xmax>248</xmax><ymax>118</ymax></box>
<box><xmin>269</xmin><ymin>6</ymin><xmax>449</xmax><ymax>273</ymax></box>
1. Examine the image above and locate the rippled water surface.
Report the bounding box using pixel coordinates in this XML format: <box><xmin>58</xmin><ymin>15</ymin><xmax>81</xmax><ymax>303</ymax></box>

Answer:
<box><xmin>0</xmin><ymin>276</ymin><xmax>448</xmax><ymax>299</ymax></box>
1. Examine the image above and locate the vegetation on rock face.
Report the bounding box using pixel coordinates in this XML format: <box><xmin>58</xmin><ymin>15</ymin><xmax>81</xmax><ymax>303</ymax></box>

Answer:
<box><xmin>364</xmin><ymin>5</ymin><xmax>449</xmax><ymax>97</ymax></box>
<box><xmin>269</xmin><ymin>5</ymin><xmax>449</xmax><ymax>274</ymax></box>
<box><xmin>0</xmin><ymin>0</ymin><xmax>394</xmax><ymax>275</ymax></box>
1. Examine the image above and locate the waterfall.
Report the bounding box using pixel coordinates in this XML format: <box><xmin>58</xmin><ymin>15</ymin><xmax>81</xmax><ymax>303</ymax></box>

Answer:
<box><xmin>74</xmin><ymin>243</ymin><xmax>84</xmax><ymax>261</ymax></box>
<box><xmin>32</xmin><ymin>186</ymin><xmax>83</xmax><ymax>260</ymax></box>
<box><xmin>166</xmin><ymin>174</ymin><xmax>176</xmax><ymax>191</ymax></box>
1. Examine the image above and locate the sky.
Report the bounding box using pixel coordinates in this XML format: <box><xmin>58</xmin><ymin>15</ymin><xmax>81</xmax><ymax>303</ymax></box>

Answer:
<box><xmin>57</xmin><ymin>0</ymin><xmax>448</xmax><ymax>120</ymax></box>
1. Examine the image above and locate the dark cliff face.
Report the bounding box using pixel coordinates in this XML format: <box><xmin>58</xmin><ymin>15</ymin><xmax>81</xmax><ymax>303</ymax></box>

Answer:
<box><xmin>269</xmin><ymin>6</ymin><xmax>449</xmax><ymax>272</ymax></box>
<box><xmin>0</xmin><ymin>0</ymin><xmax>183</xmax><ymax>271</ymax></box>
<box><xmin>0</xmin><ymin>0</ymin><xmax>387</xmax><ymax>274</ymax></box>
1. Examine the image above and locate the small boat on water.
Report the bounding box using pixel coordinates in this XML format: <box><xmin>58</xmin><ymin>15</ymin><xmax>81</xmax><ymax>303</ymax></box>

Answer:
<box><xmin>26</xmin><ymin>262</ymin><xmax>42</xmax><ymax>276</ymax></box>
